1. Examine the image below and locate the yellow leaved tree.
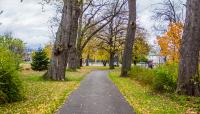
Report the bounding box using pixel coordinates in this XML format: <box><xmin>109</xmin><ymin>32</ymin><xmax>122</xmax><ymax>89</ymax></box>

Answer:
<box><xmin>82</xmin><ymin>38</ymin><xmax>109</xmax><ymax>61</ymax></box>
<box><xmin>157</xmin><ymin>22</ymin><xmax>183</xmax><ymax>63</ymax></box>
<box><xmin>44</xmin><ymin>42</ymin><xmax>53</xmax><ymax>59</ymax></box>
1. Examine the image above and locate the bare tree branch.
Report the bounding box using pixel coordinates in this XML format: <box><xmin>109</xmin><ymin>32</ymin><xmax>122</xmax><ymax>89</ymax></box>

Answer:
<box><xmin>80</xmin><ymin>0</ymin><xmax>128</xmax><ymax>50</ymax></box>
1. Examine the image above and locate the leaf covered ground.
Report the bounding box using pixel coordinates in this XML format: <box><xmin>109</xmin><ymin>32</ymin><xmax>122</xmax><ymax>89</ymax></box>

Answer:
<box><xmin>0</xmin><ymin>66</ymin><xmax>92</xmax><ymax>114</ymax></box>
<box><xmin>109</xmin><ymin>70</ymin><xmax>200</xmax><ymax>114</ymax></box>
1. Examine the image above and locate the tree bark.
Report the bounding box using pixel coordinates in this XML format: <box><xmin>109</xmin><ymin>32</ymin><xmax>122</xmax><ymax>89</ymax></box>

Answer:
<box><xmin>176</xmin><ymin>0</ymin><xmax>200</xmax><ymax>96</ymax></box>
<box><xmin>73</xmin><ymin>0</ymin><xmax>84</xmax><ymax>69</ymax></box>
<box><xmin>116</xmin><ymin>55</ymin><xmax>119</xmax><ymax>67</ymax></box>
<box><xmin>86</xmin><ymin>54</ymin><xmax>89</xmax><ymax>66</ymax></box>
<box><xmin>75</xmin><ymin>18</ymin><xmax>83</xmax><ymax>68</ymax></box>
<box><xmin>68</xmin><ymin>47</ymin><xmax>77</xmax><ymax>70</ymax></box>
<box><xmin>102</xmin><ymin>60</ymin><xmax>107</xmax><ymax>66</ymax></box>
<box><xmin>76</xmin><ymin>49</ymin><xmax>83</xmax><ymax>67</ymax></box>
<box><xmin>45</xmin><ymin>0</ymin><xmax>79</xmax><ymax>80</ymax></box>
<box><xmin>121</xmin><ymin>0</ymin><xmax>136</xmax><ymax>77</ymax></box>
<box><xmin>68</xmin><ymin>0</ymin><xmax>83</xmax><ymax>69</ymax></box>
<box><xmin>109</xmin><ymin>52</ymin><xmax>115</xmax><ymax>69</ymax></box>
<box><xmin>67</xmin><ymin>0</ymin><xmax>81</xmax><ymax>70</ymax></box>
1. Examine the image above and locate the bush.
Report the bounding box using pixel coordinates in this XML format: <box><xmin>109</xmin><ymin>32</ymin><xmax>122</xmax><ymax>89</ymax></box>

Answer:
<box><xmin>0</xmin><ymin>47</ymin><xmax>23</xmax><ymax>103</ymax></box>
<box><xmin>153</xmin><ymin>64</ymin><xmax>178</xmax><ymax>92</ymax></box>
<box><xmin>129</xmin><ymin>66</ymin><xmax>154</xmax><ymax>85</ymax></box>
<box><xmin>31</xmin><ymin>49</ymin><xmax>49</xmax><ymax>71</ymax></box>
<box><xmin>129</xmin><ymin>64</ymin><xmax>178</xmax><ymax>93</ymax></box>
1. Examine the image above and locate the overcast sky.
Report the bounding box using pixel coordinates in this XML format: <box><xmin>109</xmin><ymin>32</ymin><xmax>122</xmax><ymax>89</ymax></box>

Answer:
<box><xmin>0</xmin><ymin>0</ymin><xmax>183</xmax><ymax>49</ymax></box>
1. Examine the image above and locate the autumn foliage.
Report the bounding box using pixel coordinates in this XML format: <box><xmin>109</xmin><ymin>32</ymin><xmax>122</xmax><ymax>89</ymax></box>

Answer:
<box><xmin>157</xmin><ymin>22</ymin><xmax>183</xmax><ymax>63</ymax></box>
<box><xmin>132</xmin><ymin>30</ymin><xmax>150</xmax><ymax>63</ymax></box>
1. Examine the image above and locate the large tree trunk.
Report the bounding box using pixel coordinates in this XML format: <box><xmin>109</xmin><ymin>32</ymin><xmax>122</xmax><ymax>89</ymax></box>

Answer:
<box><xmin>109</xmin><ymin>52</ymin><xmax>115</xmax><ymax>69</ymax></box>
<box><xmin>102</xmin><ymin>60</ymin><xmax>107</xmax><ymax>66</ymax></box>
<box><xmin>176</xmin><ymin>0</ymin><xmax>200</xmax><ymax>96</ymax></box>
<box><xmin>46</xmin><ymin>39</ymin><xmax>68</xmax><ymax>80</ymax></box>
<box><xmin>86</xmin><ymin>54</ymin><xmax>90</xmax><ymax>66</ymax></box>
<box><xmin>45</xmin><ymin>0</ymin><xmax>79</xmax><ymax>80</ymax></box>
<box><xmin>116</xmin><ymin>54</ymin><xmax>119</xmax><ymax>67</ymax></box>
<box><xmin>74</xmin><ymin>1</ymin><xmax>83</xmax><ymax>69</ymax></box>
<box><xmin>75</xmin><ymin>49</ymin><xmax>83</xmax><ymax>68</ymax></box>
<box><xmin>68</xmin><ymin>47</ymin><xmax>78</xmax><ymax>70</ymax></box>
<box><xmin>67</xmin><ymin>0</ymin><xmax>81</xmax><ymax>70</ymax></box>
<box><xmin>121</xmin><ymin>0</ymin><xmax>136</xmax><ymax>77</ymax></box>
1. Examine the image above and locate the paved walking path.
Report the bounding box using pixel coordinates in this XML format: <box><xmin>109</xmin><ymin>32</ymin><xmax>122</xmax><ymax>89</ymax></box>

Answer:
<box><xmin>57</xmin><ymin>70</ymin><xmax>135</xmax><ymax>114</ymax></box>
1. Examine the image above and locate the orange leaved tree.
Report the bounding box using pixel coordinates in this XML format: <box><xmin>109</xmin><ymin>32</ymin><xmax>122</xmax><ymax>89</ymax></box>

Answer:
<box><xmin>157</xmin><ymin>22</ymin><xmax>183</xmax><ymax>63</ymax></box>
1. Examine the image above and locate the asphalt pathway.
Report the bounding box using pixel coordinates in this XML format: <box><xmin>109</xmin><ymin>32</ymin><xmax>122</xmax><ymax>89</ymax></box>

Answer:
<box><xmin>57</xmin><ymin>70</ymin><xmax>135</xmax><ymax>114</ymax></box>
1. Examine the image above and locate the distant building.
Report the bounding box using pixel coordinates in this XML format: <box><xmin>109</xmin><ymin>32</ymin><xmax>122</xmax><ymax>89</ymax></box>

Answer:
<box><xmin>23</xmin><ymin>47</ymin><xmax>33</xmax><ymax>62</ymax></box>
<box><xmin>147</xmin><ymin>49</ymin><xmax>166</xmax><ymax>65</ymax></box>
<box><xmin>147</xmin><ymin>54</ymin><xmax>166</xmax><ymax>65</ymax></box>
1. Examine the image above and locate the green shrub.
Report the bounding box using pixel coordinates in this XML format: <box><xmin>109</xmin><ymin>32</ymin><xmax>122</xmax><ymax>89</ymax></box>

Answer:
<box><xmin>153</xmin><ymin>69</ymin><xmax>176</xmax><ymax>92</ymax></box>
<box><xmin>129</xmin><ymin>64</ymin><xmax>178</xmax><ymax>93</ymax></box>
<box><xmin>129</xmin><ymin>66</ymin><xmax>154</xmax><ymax>85</ymax></box>
<box><xmin>0</xmin><ymin>47</ymin><xmax>23</xmax><ymax>103</ymax></box>
<box><xmin>31</xmin><ymin>49</ymin><xmax>49</xmax><ymax>71</ymax></box>
<box><xmin>153</xmin><ymin>64</ymin><xmax>178</xmax><ymax>92</ymax></box>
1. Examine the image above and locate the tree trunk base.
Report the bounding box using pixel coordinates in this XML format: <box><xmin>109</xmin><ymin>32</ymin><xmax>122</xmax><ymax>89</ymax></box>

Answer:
<box><xmin>44</xmin><ymin>49</ymin><xmax>67</xmax><ymax>81</ymax></box>
<box><xmin>176</xmin><ymin>82</ymin><xmax>200</xmax><ymax>97</ymax></box>
<box><xmin>120</xmin><ymin>69</ymin><xmax>129</xmax><ymax>77</ymax></box>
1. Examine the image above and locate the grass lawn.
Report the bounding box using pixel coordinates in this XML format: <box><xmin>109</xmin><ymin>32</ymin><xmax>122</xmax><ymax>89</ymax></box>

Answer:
<box><xmin>0</xmin><ymin>65</ymin><xmax>92</xmax><ymax>114</ymax></box>
<box><xmin>109</xmin><ymin>70</ymin><xmax>200</xmax><ymax>114</ymax></box>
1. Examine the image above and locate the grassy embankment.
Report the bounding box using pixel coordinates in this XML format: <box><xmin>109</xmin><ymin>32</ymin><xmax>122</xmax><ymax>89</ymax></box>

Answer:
<box><xmin>0</xmin><ymin>64</ymin><xmax>94</xmax><ymax>114</ymax></box>
<box><xmin>109</xmin><ymin>65</ymin><xmax>200</xmax><ymax>114</ymax></box>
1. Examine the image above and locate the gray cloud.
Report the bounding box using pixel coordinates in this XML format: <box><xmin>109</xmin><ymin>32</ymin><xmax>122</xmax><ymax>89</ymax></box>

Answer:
<box><xmin>0</xmin><ymin>0</ymin><xmax>55</xmax><ymax>48</ymax></box>
<box><xmin>0</xmin><ymin>0</ymin><xmax>184</xmax><ymax>49</ymax></box>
